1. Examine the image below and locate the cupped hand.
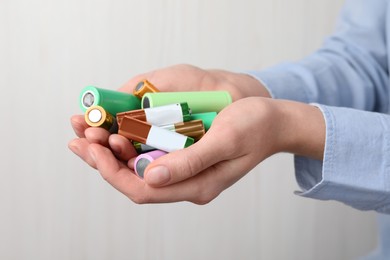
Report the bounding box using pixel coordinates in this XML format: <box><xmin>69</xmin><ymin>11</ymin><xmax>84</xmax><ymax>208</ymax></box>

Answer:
<box><xmin>69</xmin><ymin>115</ymin><xmax>138</xmax><ymax>169</ymax></box>
<box><xmin>69</xmin><ymin>97</ymin><xmax>295</xmax><ymax>204</ymax></box>
<box><xmin>69</xmin><ymin>63</ymin><xmax>270</xmax><ymax>176</ymax></box>
<box><xmin>69</xmin><ymin>65</ymin><xmax>325</xmax><ymax>204</ymax></box>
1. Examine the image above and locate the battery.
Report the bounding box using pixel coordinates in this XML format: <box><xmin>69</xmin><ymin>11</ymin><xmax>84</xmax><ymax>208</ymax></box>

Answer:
<box><xmin>116</xmin><ymin>102</ymin><xmax>191</xmax><ymax>127</ymax></box>
<box><xmin>79</xmin><ymin>86</ymin><xmax>141</xmax><ymax>115</ymax></box>
<box><xmin>118</xmin><ymin>117</ymin><xmax>194</xmax><ymax>152</ymax></box>
<box><xmin>134</xmin><ymin>150</ymin><xmax>167</xmax><ymax>178</ymax></box>
<box><xmin>190</xmin><ymin>112</ymin><xmax>217</xmax><ymax>131</ymax></box>
<box><xmin>84</xmin><ymin>105</ymin><xmax>118</xmax><ymax>133</ymax></box>
<box><xmin>141</xmin><ymin>91</ymin><xmax>232</xmax><ymax>113</ymax></box>
<box><xmin>133</xmin><ymin>79</ymin><xmax>160</xmax><ymax>99</ymax></box>
<box><xmin>160</xmin><ymin>120</ymin><xmax>205</xmax><ymax>141</ymax></box>
<box><xmin>132</xmin><ymin>141</ymin><xmax>156</xmax><ymax>154</ymax></box>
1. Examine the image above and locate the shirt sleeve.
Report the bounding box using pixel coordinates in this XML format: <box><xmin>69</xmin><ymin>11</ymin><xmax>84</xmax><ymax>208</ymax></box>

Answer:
<box><xmin>295</xmin><ymin>104</ymin><xmax>390</xmax><ymax>214</ymax></box>
<box><xmin>245</xmin><ymin>0</ymin><xmax>390</xmax><ymax>213</ymax></box>
<box><xmin>247</xmin><ymin>0</ymin><xmax>389</xmax><ymax>113</ymax></box>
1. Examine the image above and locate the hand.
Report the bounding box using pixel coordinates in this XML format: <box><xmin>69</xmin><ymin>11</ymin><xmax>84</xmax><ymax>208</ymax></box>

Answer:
<box><xmin>69</xmin><ymin>97</ymin><xmax>325</xmax><ymax>204</ymax></box>
<box><xmin>120</xmin><ymin>64</ymin><xmax>271</xmax><ymax>101</ymax></box>
<box><xmin>69</xmin><ymin>63</ymin><xmax>269</xmax><ymax>169</ymax></box>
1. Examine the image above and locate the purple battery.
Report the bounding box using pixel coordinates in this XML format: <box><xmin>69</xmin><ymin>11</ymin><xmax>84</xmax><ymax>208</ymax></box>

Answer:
<box><xmin>134</xmin><ymin>150</ymin><xmax>167</xmax><ymax>178</ymax></box>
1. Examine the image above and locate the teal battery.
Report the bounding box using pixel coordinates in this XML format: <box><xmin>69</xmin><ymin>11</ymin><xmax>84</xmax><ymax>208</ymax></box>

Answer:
<box><xmin>79</xmin><ymin>86</ymin><xmax>141</xmax><ymax>115</ymax></box>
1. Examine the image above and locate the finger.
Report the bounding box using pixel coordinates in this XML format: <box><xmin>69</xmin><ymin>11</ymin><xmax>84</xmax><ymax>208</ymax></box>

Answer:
<box><xmin>88</xmin><ymin>143</ymin><xmax>144</xmax><ymax>198</ymax></box>
<box><xmin>108</xmin><ymin>134</ymin><xmax>138</xmax><ymax>161</ymax></box>
<box><xmin>89</xmin><ymin>143</ymin><xmax>172</xmax><ymax>204</ymax></box>
<box><xmin>143</xmin><ymin>125</ymin><xmax>235</xmax><ymax>187</ymax></box>
<box><xmin>84</xmin><ymin>127</ymin><xmax>110</xmax><ymax>146</ymax></box>
<box><xmin>88</xmin><ymin>142</ymin><xmax>204</xmax><ymax>203</ymax></box>
<box><xmin>119</xmin><ymin>64</ymin><xmax>205</xmax><ymax>93</ymax></box>
<box><xmin>119</xmin><ymin>73</ymin><xmax>152</xmax><ymax>93</ymax></box>
<box><xmin>183</xmin><ymin>154</ymin><xmax>255</xmax><ymax>204</ymax></box>
<box><xmin>127</xmin><ymin>157</ymin><xmax>136</xmax><ymax>170</ymax></box>
<box><xmin>70</xmin><ymin>115</ymin><xmax>89</xmax><ymax>138</ymax></box>
<box><xmin>89</xmin><ymin>143</ymin><xmax>253</xmax><ymax>204</ymax></box>
<box><xmin>68</xmin><ymin>138</ymin><xmax>97</xmax><ymax>169</ymax></box>
<box><xmin>175</xmin><ymin>156</ymin><xmax>250</xmax><ymax>204</ymax></box>
<box><xmin>138</xmin><ymin>154</ymin><xmax>253</xmax><ymax>204</ymax></box>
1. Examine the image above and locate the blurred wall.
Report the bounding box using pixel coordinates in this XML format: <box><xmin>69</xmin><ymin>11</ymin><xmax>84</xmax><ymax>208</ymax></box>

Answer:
<box><xmin>0</xmin><ymin>0</ymin><xmax>378</xmax><ymax>259</ymax></box>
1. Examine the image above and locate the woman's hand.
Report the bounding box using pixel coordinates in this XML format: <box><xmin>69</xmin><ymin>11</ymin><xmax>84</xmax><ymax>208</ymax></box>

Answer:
<box><xmin>119</xmin><ymin>64</ymin><xmax>271</xmax><ymax>101</ymax></box>
<box><xmin>69</xmin><ymin>64</ymin><xmax>270</xmax><ymax>171</ymax></box>
<box><xmin>69</xmin><ymin>96</ymin><xmax>325</xmax><ymax>204</ymax></box>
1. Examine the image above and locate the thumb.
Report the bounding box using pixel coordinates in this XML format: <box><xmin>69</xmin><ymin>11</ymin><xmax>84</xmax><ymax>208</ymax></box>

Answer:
<box><xmin>143</xmin><ymin>127</ymin><xmax>235</xmax><ymax>187</ymax></box>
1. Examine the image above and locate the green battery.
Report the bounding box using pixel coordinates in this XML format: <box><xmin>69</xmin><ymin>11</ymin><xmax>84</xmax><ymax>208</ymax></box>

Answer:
<box><xmin>79</xmin><ymin>86</ymin><xmax>141</xmax><ymax>115</ymax></box>
<box><xmin>141</xmin><ymin>91</ymin><xmax>232</xmax><ymax>113</ymax></box>
<box><xmin>190</xmin><ymin>112</ymin><xmax>217</xmax><ymax>131</ymax></box>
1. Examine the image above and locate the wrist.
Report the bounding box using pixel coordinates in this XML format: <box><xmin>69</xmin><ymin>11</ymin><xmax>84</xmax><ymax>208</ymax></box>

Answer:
<box><xmin>275</xmin><ymin>100</ymin><xmax>325</xmax><ymax>160</ymax></box>
<box><xmin>237</xmin><ymin>73</ymin><xmax>271</xmax><ymax>98</ymax></box>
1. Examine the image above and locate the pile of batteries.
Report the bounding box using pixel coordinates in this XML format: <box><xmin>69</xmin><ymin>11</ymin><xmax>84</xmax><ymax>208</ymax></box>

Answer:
<box><xmin>79</xmin><ymin>80</ymin><xmax>232</xmax><ymax>178</ymax></box>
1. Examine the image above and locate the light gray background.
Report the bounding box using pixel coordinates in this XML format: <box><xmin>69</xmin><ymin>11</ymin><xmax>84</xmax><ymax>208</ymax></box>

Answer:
<box><xmin>0</xmin><ymin>0</ymin><xmax>378</xmax><ymax>259</ymax></box>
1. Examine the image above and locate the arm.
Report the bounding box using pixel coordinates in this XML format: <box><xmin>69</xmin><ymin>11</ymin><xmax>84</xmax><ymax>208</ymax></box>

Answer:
<box><xmin>243</xmin><ymin>0</ymin><xmax>390</xmax><ymax>213</ymax></box>
<box><xmin>295</xmin><ymin>104</ymin><xmax>390</xmax><ymax>214</ymax></box>
<box><xmin>247</xmin><ymin>0</ymin><xmax>389</xmax><ymax>112</ymax></box>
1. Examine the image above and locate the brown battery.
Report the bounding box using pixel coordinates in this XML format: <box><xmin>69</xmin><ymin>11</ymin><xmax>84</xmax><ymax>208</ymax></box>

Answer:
<box><xmin>116</xmin><ymin>109</ymin><xmax>147</xmax><ymax>127</ymax></box>
<box><xmin>118</xmin><ymin>117</ymin><xmax>195</xmax><ymax>152</ymax></box>
<box><xmin>84</xmin><ymin>105</ymin><xmax>116</xmax><ymax>131</ymax></box>
<box><xmin>118</xmin><ymin>117</ymin><xmax>151</xmax><ymax>144</ymax></box>
<box><xmin>133</xmin><ymin>79</ymin><xmax>160</xmax><ymax>99</ymax></box>
<box><xmin>161</xmin><ymin>120</ymin><xmax>205</xmax><ymax>141</ymax></box>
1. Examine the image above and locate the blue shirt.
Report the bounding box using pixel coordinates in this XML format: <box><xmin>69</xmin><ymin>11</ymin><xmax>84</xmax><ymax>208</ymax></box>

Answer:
<box><xmin>246</xmin><ymin>0</ymin><xmax>390</xmax><ymax>258</ymax></box>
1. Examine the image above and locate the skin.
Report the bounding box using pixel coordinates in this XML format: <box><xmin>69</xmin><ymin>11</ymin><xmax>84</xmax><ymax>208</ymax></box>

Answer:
<box><xmin>68</xmin><ymin>64</ymin><xmax>325</xmax><ymax>204</ymax></box>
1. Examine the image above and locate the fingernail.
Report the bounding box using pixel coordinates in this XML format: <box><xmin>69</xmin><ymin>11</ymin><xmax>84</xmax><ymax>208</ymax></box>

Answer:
<box><xmin>68</xmin><ymin>141</ymin><xmax>79</xmax><ymax>154</ymax></box>
<box><xmin>146</xmin><ymin>166</ymin><xmax>170</xmax><ymax>185</ymax></box>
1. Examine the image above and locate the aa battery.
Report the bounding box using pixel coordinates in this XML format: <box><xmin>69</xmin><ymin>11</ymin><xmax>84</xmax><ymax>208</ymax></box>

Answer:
<box><xmin>79</xmin><ymin>86</ymin><xmax>141</xmax><ymax>115</ymax></box>
<box><xmin>141</xmin><ymin>91</ymin><xmax>232</xmax><ymax>113</ymax></box>
<box><xmin>161</xmin><ymin>120</ymin><xmax>205</xmax><ymax>141</ymax></box>
<box><xmin>190</xmin><ymin>112</ymin><xmax>217</xmax><ymax>131</ymax></box>
<box><xmin>116</xmin><ymin>103</ymin><xmax>191</xmax><ymax>127</ymax></box>
<box><xmin>134</xmin><ymin>150</ymin><xmax>167</xmax><ymax>178</ymax></box>
<box><xmin>133</xmin><ymin>79</ymin><xmax>160</xmax><ymax>99</ymax></box>
<box><xmin>118</xmin><ymin>117</ymin><xmax>194</xmax><ymax>152</ymax></box>
<box><xmin>84</xmin><ymin>105</ymin><xmax>118</xmax><ymax>133</ymax></box>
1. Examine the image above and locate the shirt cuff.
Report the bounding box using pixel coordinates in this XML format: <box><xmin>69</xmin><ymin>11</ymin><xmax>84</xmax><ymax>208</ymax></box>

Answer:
<box><xmin>294</xmin><ymin>104</ymin><xmax>390</xmax><ymax>214</ymax></box>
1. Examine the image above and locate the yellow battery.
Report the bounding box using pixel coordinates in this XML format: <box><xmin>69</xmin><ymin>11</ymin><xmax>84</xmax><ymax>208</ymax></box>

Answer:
<box><xmin>133</xmin><ymin>79</ymin><xmax>160</xmax><ymax>99</ymax></box>
<box><xmin>84</xmin><ymin>105</ymin><xmax>115</xmax><ymax>131</ymax></box>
